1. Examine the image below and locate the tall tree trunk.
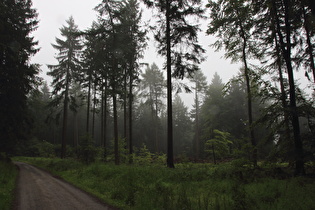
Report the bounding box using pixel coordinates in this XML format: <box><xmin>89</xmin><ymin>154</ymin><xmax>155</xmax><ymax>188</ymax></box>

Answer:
<box><xmin>273</xmin><ymin>0</ymin><xmax>305</xmax><ymax>175</ymax></box>
<box><xmin>92</xmin><ymin>84</ymin><xmax>97</xmax><ymax>139</ymax></box>
<box><xmin>302</xmin><ymin>6</ymin><xmax>315</xmax><ymax>83</ymax></box>
<box><xmin>128</xmin><ymin>67</ymin><xmax>133</xmax><ymax>163</ymax></box>
<box><xmin>101</xmin><ymin>85</ymin><xmax>104</xmax><ymax>150</ymax></box>
<box><xmin>86</xmin><ymin>73</ymin><xmax>92</xmax><ymax>134</ymax></box>
<box><xmin>283</xmin><ymin>0</ymin><xmax>304</xmax><ymax>175</ymax></box>
<box><xmin>155</xmin><ymin>96</ymin><xmax>159</xmax><ymax>153</ymax></box>
<box><xmin>166</xmin><ymin>0</ymin><xmax>174</xmax><ymax>168</ymax></box>
<box><xmin>73</xmin><ymin>111</ymin><xmax>78</xmax><ymax>147</ymax></box>
<box><xmin>274</xmin><ymin>33</ymin><xmax>292</xmax><ymax>153</ymax></box>
<box><xmin>113</xmin><ymin>92</ymin><xmax>119</xmax><ymax>165</ymax></box>
<box><xmin>238</xmin><ymin>18</ymin><xmax>257</xmax><ymax>167</ymax></box>
<box><xmin>124</xmin><ymin>68</ymin><xmax>127</xmax><ymax>141</ymax></box>
<box><xmin>103</xmin><ymin>78</ymin><xmax>108</xmax><ymax>161</ymax></box>
<box><xmin>194</xmin><ymin>85</ymin><xmax>200</xmax><ymax>160</ymax></box>
<box><xmin>61</xmin><ymin>68</ymin><xmax>70</xmax><ymax>159</ymax></box>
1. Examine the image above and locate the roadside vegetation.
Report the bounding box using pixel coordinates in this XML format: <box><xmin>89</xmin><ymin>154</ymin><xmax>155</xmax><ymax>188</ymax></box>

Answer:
<box><xmin>0</xmin><ymin>156</ymin><xmax>18</xmax><ymax>210</ymax></box>
<box><xmin>15</xmin><ymin>156</ymin><xmax>315</xmax><ymax>210</ymax></box>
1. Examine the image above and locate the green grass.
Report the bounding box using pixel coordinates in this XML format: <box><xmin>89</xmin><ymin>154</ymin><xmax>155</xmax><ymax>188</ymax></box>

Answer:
<box><xmin>0</xmin><ymin>160</ymin><xmax>18</xmax><ymax>210</ymax></box>
<box><xmin>14</xmin><ymin>157</ymin><xmax>315</xmax><ymax>210</ymax></box>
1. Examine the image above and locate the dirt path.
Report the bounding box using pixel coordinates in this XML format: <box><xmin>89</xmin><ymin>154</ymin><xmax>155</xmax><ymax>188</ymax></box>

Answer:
<box><xmin>14</xmin><ymin>162</ymin><xmax>114</xmax><ymax>210</ymax></box>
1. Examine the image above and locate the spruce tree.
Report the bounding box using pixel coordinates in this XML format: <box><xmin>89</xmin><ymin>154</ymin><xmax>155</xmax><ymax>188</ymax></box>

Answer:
<box><xmin>96</xmin><ymin>0</ymin><xmax>125</xmax><ymax>165</ymax></box>
<box><xmin>119</xmin><ymin>0</ymin><xmax>147</xmax><ymax>161</ymax></box>
<box><xmin>47</xmin><ymin>16</ymin><xmax>83</xmax><ymax>159</ymax></box>
<box><xmin>207</xmin><ymin>0</ymin><xmax>259</xmax><ymax>166</ymax></box>
<box><xmin>0</xmin><ymin>0</ymin><xmax>39</xmax><ymax>157</ymax></box>
<box><xmin>143</xmin><ymin>0</ymin><xmax>205</xmax><ymax>168</ymax></box>
<box><xmin>140</xmin><ymin>63</ymin><xmax>166</xmax><ymax>152</ymax></box>
<box><xmin>190</xmin><ymin>70</ymin><xmax>207</xmax><ymax>159</ymax></box>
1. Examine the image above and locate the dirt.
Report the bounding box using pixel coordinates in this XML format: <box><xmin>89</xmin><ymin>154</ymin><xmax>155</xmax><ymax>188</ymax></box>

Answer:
<box><xmin>14</xmin><ymin>162</ymin><xmax>115</xmax><ymax>210</ymax></box>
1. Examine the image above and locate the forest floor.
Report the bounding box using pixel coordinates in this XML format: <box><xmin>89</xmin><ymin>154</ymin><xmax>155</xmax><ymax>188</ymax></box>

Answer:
<box><xmin>13</xmin><ymin>157</ymin><xmax>315</xmax><ymax>210</ymax></box>
<box><xmin>13</xmin><ymin>162</ymin><xmax>115</xmax><ymax>210</ymax></box>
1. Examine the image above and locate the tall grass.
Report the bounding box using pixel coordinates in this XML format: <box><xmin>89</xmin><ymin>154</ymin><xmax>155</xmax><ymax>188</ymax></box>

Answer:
<box><xmin>0</xmin><ymin>160</ymin><xmax>18</xmax><ymax>210</ymax></box>
<box><xmin>15</xmin><ymin>157</ymin><xmax>315</xmax><ymax>210</ymax></box>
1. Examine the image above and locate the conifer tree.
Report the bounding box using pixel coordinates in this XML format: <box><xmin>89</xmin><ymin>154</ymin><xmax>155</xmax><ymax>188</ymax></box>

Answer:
<box><xmin>47</xmin><ymin>16</ymin><xmax>82</xmax><ymax>159</ymax></box>
<box><xmin>140</xmin><ymin>63</ymin><xmax>166</xmax><ymax>152</ymax></box>
<box><xmin>119</xmin><ymin>0</ymin><xmax>147</xmax><ymax>161</ymax></box>
<box><xmin>0</xmin><ymin>0</ymin><xmax>39</xmax><ymax>157</ymax></box>
<box><xmin>143</xmin><ymin>0</ymin><xmax>205</xmax><ymax>168</ymax></box>
<box><xmin>190</xmin><ymin>70</ymin><xmax>207</xmax><ymax>159</ymax></box>
<box><xmin>207</xmin><ymin>0</ymin><xmax>259</xmax><ymax>166</ymax></box>
<box><xmin>96</xmin><ymin>0</ymin><xmax>125</xmax><ymax>165</ymax></box>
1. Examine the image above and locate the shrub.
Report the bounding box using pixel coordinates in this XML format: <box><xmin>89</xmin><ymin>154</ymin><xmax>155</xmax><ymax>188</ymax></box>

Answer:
<box><xmin>22</xmin><ymin>138</ymin><xmax>55</xmax><ymax>157</ymax></box>
<box><xmin>0</xmin><ymin>160</ymin><xmax>18</xmax><ymax>209</ymax></box>
<box><xmin>77</xmin><ymin>135</ymin><xmax>98</xmax><ymax>164</ymax></box>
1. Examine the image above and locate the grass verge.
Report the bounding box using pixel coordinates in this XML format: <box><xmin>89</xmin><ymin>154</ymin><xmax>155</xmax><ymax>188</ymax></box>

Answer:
<box><xmin>14</xmin><ymin>157</ymin><xmax>315</xmax><ymax>210</ymax></box>
<box><xmin>0</xmin><ymin>160</ymin><xmax>18</xmax><ymax>210</ymax></box>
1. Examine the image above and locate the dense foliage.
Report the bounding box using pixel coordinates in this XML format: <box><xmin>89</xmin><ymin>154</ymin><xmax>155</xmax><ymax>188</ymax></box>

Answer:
<box><xmin>0</xmin><ymin>0</ymin><xmax>39</xmax><ymax>157</ymax></box>
<box><xmin>0</xmin><ymin>0</ymin><xmax>314</xmax><ymax>176</ymax></box>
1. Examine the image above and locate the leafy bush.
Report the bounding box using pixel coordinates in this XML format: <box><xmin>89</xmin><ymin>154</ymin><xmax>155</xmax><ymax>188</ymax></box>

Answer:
<box><xmin>133</xmin><ymin>144</ymin><xmax>154</xmax><ymax>165</ymax></box>
<box><xmin>107</xmin><ymin>138</ymin><xmax>128</xmax><ymax>163</ymax></box>
<box><xmin>205</xmin><ymin>129</ymin><xmax>232</xmax><ymax>163</ymax></box>
<box><xmin>22</xmin><ymin>138</ymin><xmax>55</xmax><ymax>157</ymax></box>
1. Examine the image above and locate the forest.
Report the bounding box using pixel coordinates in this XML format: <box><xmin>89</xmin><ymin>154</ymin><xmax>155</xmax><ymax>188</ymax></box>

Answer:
<box><xmin>1</xmin><ymin>0</ymin><xmax>315</xmax><ymax>209</ymax></box>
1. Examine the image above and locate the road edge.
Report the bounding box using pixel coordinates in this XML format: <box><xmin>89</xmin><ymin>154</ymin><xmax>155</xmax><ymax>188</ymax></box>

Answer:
<box><xmin>13</xmin><ymin>161</ymin><xmax>119</xmax><ymax>210</ymax></box>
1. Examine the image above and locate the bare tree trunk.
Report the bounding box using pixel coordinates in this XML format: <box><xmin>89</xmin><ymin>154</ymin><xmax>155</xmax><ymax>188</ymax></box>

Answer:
<box><xmin>103</xmin><ymin>78</ymin><xmax>108</xmax><ymax>161</ymax></box>
<box><xmin>238</xmin><ymin>18</ymin><xmax>257</xmax><ymax>167</ymax></box>
<box><xmin>273</xmin><ymin>33</ymin><xmax>292</xmax><ymax>153</ymax></box>
<box><xmin>194</xmin><ymin>85</ymin><xmax>200</xmax><ymax>160</ymax></box>
<box><xmin>92</xmin><ymin>84</ymin><xmax>97</xmax><ymax>139</ymax></box>
<box><xmin>166</xmin><ymin>0</ymin><xmax>174</xmax><ymax>168</ymax></box>
<box><xmin>73</xmin><ymin>111</ymin><xmax>78</xmax><ymax>147</ymax></box>
<box><xmin>124</xmin><ymin>68</ymin><xmax>127</xmax><ymax>141</ymax></box>
<box><xmin>101</xmin><ymin>85</ymin><xmax>104</xmax><ymax>148</ymax></box>
<box><xmin>86</xmin><ymin>73</ymin><xmax>92</xmax><ymax>134</ymax></box>
<box><xmin>155</xmin><ymin>98</ymin><xmax>159</xmax><ymax>153</ymax></box>
<box><xmin>113</xmin><ymin>92</ymin><xmax>119</xmax><ymax>165</ymax></box>
<box><xmin>128</xmin><ymin>68</ymin><xmax>133</xmax><ymax>163</ymax></box>
<box><xmin>61</xmin><ymin>67</ymin><xmax>70</xmax><ymax>159</ymax></box>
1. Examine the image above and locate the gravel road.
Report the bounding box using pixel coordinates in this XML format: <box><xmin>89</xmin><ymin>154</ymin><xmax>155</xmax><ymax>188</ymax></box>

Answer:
<box><xmin>14</xmin><ymin>162</ymin><xmax>114</xmax><ymax>210</ymax></box>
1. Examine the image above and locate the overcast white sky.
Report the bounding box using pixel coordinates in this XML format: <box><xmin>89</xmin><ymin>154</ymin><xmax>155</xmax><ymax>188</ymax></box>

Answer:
<box><xmin>30</xmin><ymin>0</ymin><xmax>311</xmax><ymax>108</ymax></box>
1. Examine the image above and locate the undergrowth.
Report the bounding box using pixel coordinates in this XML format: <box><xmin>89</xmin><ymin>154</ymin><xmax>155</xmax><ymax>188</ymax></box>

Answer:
<box><xmin>14</xmin><ymin>157</ymin><xmax>315</xmax><ymax>210</ymax></box>
<box><xmin>0</xmin><ymin>159</ymin><xmax>18</xmax><ymax>210</ymax></box>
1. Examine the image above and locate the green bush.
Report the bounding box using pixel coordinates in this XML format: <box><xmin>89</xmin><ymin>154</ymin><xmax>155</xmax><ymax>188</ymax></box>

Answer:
<box><xmin>22</xmin><ymin>138</ymin><xmax>55</xmax><ymax>157</ymax></box>
<box><xmin>77</xmin><ymin>135</ymin><xmax>98</xmax><ymax>164</ymax></box>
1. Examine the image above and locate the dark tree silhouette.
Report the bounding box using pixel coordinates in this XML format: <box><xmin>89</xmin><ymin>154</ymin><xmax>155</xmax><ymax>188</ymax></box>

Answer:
<box><xmin>143</xmin><ymin>0</ymin><xmax>205</xmax><ymax>168</ymax></box>
<box><xmin>0</xmin><ymin>0</ymin><xmax>39</xmax><ymax>157</ymax></box>
<box><xmin>47</xmin><ymin>17</ymin><xmax>82</xmax><ymax>159</ymax></box>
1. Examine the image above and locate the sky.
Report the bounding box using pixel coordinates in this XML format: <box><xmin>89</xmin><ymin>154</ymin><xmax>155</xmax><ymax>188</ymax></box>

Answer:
<box><xmin>30</xmin><ymin>0</ymin><xmax>312</xmax><ymax>109</ymax></box>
